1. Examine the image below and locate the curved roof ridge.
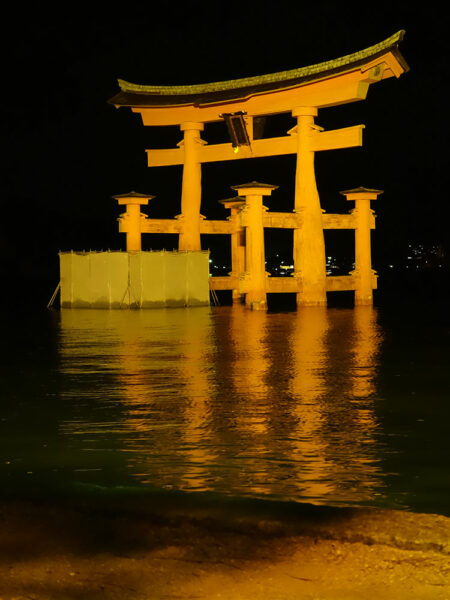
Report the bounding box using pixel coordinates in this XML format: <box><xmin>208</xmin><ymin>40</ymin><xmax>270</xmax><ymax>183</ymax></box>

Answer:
<box><xmin>118</xmin><ymin>30</ymin><xmax>405</xmax><ymax>96</ymax></box>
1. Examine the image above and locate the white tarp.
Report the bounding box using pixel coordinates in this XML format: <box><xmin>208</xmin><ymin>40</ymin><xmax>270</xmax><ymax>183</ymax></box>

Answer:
<box><xmin>59</xmin><ymin>250</ymin><xmax>210</xmax><ymax>308</ymax></box>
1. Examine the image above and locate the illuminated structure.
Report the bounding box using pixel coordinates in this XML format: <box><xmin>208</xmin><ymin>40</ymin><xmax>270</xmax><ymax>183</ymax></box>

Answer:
<box><xmin>110</xmin><ymin>31</ymin><xmax>408</xmax><ymax>308</ymax></box>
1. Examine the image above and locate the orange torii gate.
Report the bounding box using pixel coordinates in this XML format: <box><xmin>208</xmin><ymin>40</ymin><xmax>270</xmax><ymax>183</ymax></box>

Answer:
<box><xmin>109</xmin><ymin>31</ymin><xmax>408</xmax><ymax>308</ymax></box>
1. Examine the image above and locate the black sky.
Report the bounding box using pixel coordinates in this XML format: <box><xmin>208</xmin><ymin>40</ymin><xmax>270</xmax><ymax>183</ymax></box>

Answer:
<box><xmin>3</xmin><ymin>1</ymin><xmax>449</xmax><ymax>302</ymax></box>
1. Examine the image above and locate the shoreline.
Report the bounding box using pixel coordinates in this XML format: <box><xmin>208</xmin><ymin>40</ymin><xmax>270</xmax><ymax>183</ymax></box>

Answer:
<box><xmin>1</xmin><ymin>494</ymin><xmax>449</xmax><ymax>599</ymax></box>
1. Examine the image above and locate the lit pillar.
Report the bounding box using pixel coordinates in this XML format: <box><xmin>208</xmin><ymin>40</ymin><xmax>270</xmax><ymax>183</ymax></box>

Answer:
<box><xmin>113</xmin><ymin>191</ymin><xmax>154</xmax><ymax>252</ymax></box>
<box><xmin>232</xmin><ymin>182</ymin><xmax>277</xmax><ymax>310</ymax></box>
<box><xmin>179</xmin><ymin>122</ymin><xmax>204</xmax><ymax>251</ymax></box>
<box><xmin>292</xmin><ymin>107</ymin><xmax>327</xmax><ymax>306</ymax></box>
<box><xmin>219</xmin><ymin>197</ymin><xmax>246</xmax><ymax>303</ymax></box>
<box><xmin>340</xmin><ymin>187</ymin><xmax>383</xmax><ymax>305</ymax></box>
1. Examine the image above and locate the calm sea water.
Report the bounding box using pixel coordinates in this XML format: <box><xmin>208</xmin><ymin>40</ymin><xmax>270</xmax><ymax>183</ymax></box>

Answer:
<box><xmin>1</xmin><ymin>303</ymin><xmax>449</xmax><ymax>515</ymax></box>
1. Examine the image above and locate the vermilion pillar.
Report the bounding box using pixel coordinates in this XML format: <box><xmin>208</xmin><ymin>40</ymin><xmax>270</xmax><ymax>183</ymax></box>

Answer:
<box><xmin>219</xmin><ymin>197</ymin><xmax>246</xmax><ymax>303</ymax></box>
<box><xmin>113</xmin><ymin>191</ymin><xmax>154</xmax><ymax>252</ymax></box>
<box><xmin>179</xmin><ymin>122</ymin><xmax>204</xmax><ymax>251</ymax></box>
<box><xmin>232</xmin><ymin>182</ymin><xmax>278</xmax><ymax>310</ymax></box>
<box><xmin>341</xmin><ymin>187</ymin><xmax>383</xmax><ymax>305</ymax></box>
<box><xmin>292</xmin><ymin>107</ymin><xmax>327</xmax><ymax>306</ymax></box>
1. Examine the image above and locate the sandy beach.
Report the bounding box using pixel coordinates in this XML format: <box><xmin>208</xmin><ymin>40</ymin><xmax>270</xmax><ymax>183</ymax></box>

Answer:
<box><xmin>0</xmin><ymin>494</ymin><xmax>449</xmax><ymax>599</ymax></box>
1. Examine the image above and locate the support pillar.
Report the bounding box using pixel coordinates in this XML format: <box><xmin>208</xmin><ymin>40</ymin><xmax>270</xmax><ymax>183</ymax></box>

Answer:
<box><xmin>113</xmin><ymin>191</ymin><xmax>154</xmax><ymax>252</ymax></box>
<box><xmin>179</xmin><ymin>122</ymin><xmax>204</xmax><ymax>251</ymax></box>
<box><xmin>341</xmin><ymin>187</ymin><xmax>383</xmax><ymax>305</ymax></box>
<box><xmin>232</xmin><ymin>182</ymin><xmax>278</xmax><ymax>310</ymax></box>
<box><xmin>234</xmin><ymin>225</ymin><xmax>246</xmax><ymax>304</ymax></box>
<box><xmin>219</xmin><ymin>197</ymin><xmax>246</xmax><ymax>303</ymax></box>
<box><xmin>292</xmin><ymin>107</ymin><xmax>327</xmax><ymax>306</ymax></box>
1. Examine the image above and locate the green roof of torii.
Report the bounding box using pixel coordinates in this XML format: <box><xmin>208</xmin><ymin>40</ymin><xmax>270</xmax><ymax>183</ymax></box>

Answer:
<box><xmin>109</xmin><ymin>31</ymin><xmax>408</xmax><ymax>108</ymax></box>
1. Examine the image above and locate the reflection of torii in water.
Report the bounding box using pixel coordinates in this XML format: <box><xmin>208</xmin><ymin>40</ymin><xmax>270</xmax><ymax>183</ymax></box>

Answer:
<box><xmin>110</xmin><ymin>32</ymin><xmax>408</xmax><ymax>309</ymax></box>
<box><xmin>58</xmin><ymin>306</ymin><xmax>384</xmax><ymax>502</ymax></box>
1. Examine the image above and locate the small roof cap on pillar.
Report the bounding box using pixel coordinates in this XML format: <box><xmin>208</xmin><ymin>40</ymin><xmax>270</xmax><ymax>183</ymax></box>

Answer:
<box><xmin>112</xmin><ymin>190</ymin><xmax>155</xmax><ymax>205</ymax></box>
<box><xmin>218</xmin><ymin>195</ymin><xmax>246</xmax><ymax>208</ymax></box>
<box><xmin>340</xmin><ymin>186</ymin><xmax>383</xmax><ymax>200</ymax></box>
<box><xmin>231</xmin><ymin>181</ymin><xmax>278</xmax><ymax>196</ymax></box>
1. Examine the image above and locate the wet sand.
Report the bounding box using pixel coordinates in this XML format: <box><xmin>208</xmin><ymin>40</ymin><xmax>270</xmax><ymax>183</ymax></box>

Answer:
<box><xmin>1</xmin><ymin>494</ymin><xmax>449</xmax><ymax>599</ymax></box>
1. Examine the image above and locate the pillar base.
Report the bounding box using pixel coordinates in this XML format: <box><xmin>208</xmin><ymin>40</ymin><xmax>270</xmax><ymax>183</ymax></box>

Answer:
<box><xmin>245</xmin><ymin>290</ymin><xmax>267</xmax><ymax>310</ymax></box>
<box><xmin>296</xmin><ymin>292</ymin><xmax>327</xmax><ymax>306</ymax></box>
<box><xmin>355</xmin><ymin>293</ymin><xmax>374</xmax><ymax>306</ymax></box>
<box><xmin>247</xmin><ymin>299</ymin><xmax>267</xmax><ymax>311</ymax></box>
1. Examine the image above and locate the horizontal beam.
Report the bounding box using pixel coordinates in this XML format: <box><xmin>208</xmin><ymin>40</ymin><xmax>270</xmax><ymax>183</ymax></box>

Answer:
<box><xmin>124</xmin><ymin>213</ymin><xmax>375</xmax><ymax>235</ymax></box>
<box><xmin>147</xmin><ymin>124</ymin><xmax>364</xmax><ymax>167</ymax></box>
<box><xmin>209</xmin><ymin>274</ymin><xmax>378</xmax><ymax>294</ymax></box>
<box><xmin>263</xmin><ymin>212</ymin><xmax>302</xmax><ymax>229</ymax></box>
<box><xmin>323</xmin><ymin>212</ymin><xmax>375</xmax><ymax>229</ymax></box>
<box><xmin>310</xmin><ymin>125</ymin><xmax>364</xmax><ymax>152</ymax></box>
<box><xmin>267</xmin><ymin>276</ymin><xmax>299</xmax><ymax>293</ymax></box>
<box><xmin>200</xmin><ymin>220</ymin><xmax>234</xmax><ymax>234</ymax></box>
<box><xmin>325</xmin><ymin>274</ymin><xmax>377</xmax><ymax>291</ymax></box>
<box><xmin>199</xmin><ymin>135</ymin><xmax>297</xmax><ymax>163</ymax></box>
<box><xmin>147</xmin><ymin>135</ymin><xmax>297</xmax><ymax>167</ymax></box>
<box><xmin>322</xmin><ymin>214</ymin><xmax>355</xmax><ymax>229</ymax></box>
<box><xmin>140</xmin><ymin>219</ymin><xmax>181</xmax><ymax>234</ymax></box>
<box><xmin>146</xmin><ymin>147</ymin><xmax>183</xmax><ymax>168</ymax></box>
<box><xmin>326</xmin><ymin>275</ymin><xmax>356</xmax><ymax>291</ymax></box>
<box><xmin>209</xmin><ymin>276</ymin><xmax>238</xmax><ymax>290</ymax></box>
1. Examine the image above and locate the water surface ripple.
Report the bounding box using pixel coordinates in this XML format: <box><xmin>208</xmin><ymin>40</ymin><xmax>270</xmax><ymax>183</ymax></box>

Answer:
<box><xmin>1</xmin><ymin>305</ymin><xmax>449</xmax><ymax>515</ymax></box>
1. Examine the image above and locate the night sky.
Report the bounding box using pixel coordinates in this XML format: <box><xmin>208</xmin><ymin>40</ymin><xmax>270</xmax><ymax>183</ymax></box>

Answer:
<box><xmin>3</xmin><ymin>2</ymin><xmax>449</xmax><ymax>305</ymax></box>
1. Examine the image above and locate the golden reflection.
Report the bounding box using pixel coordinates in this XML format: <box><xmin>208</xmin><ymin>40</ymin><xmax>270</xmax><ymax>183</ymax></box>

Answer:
<box><xmin>288</xmin><ymin>307</ymin><xmax>334</xmax><ymax>498</ymax></box>
<box><xmin>176</xmin><ymin>308</ymin><xmax>214</xmax><ymax>489</ymax></box>
<box><xmin>58</xmin><ymin>305</ymin><xmax>384</xmax><ymax>505</ymax></box>
<box><xmin>351</xmin><ymin>306</ymin><xmax>381</xmax><ymax>400</ymax></box>
<box><xmin>59</xmin><ymin>308</ymin><xmax>216</xmax><ymax>490</ymax></box>
<box><xmin>227</xmin><ymin>306</ymin><xmax>271</xmax><ymax>495</ymax></box>
<box><xmin>229</xmin><ymin>306</ymin><xmax>270</xmax><ymax>436</ymax></box>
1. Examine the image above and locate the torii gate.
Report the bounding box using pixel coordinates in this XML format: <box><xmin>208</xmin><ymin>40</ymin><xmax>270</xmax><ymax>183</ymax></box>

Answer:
<box><xmin>109</xmin><ymin>31</ymin><xmax>408</xmax><ymax>307</ymax></box>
